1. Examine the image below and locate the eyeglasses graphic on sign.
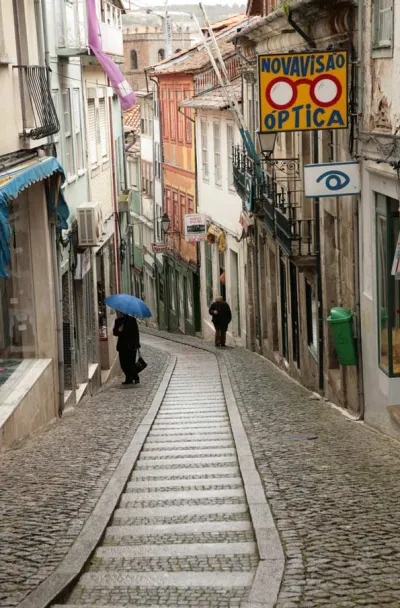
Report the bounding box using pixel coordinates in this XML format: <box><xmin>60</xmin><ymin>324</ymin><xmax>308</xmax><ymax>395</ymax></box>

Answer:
<box><xmin>265</xmin><ymin>75</ymin><xmax>342</xmax><ymax>110</ymax></box>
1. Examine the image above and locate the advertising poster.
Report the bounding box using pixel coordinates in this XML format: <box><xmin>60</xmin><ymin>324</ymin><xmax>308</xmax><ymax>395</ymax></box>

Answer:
<box><xmin>184</xmin><ymin>214</ymin><xmax>207</xmax><ymax>242</ymax></box>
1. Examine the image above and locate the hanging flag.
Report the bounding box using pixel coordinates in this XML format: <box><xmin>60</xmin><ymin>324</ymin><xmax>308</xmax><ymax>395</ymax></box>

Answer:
<box><xmin>87</xmin><ymin>0</ymin><xmax>136</xmax><ymax>110</ymax></box>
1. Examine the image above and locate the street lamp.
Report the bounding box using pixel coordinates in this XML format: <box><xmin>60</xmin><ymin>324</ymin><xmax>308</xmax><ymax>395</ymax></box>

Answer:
<box><xmin>161</xmin><ymin>212</ymin><xmax>171</xmax><ymax>233</ymax></box>
<box><xmin>256</xmin><ymin>130</ymin><xmax>277</xmax><ymax>159</ymax></box>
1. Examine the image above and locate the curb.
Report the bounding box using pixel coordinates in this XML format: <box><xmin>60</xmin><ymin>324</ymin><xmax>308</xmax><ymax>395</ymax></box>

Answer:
<box><xmin>218</xmin><ymin>358</ymin><xmax>285</xmax><ymax>608</ymax></box>
<box><xmin>17</xmin><ymin>355</ymin><xmax>177</xmax><ymax>608</ymax></box>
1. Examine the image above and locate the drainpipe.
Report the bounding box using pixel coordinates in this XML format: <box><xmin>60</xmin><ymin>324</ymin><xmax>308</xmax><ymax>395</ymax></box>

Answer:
<box><xmin>108</xmin><ymin>91</ymin><xmax>121</xmax><ymax>293</ymax></box>
<box><xmin>287</xmin><ymin>9</ymin><xmax>323</xmax><ymax>391</ymax></box>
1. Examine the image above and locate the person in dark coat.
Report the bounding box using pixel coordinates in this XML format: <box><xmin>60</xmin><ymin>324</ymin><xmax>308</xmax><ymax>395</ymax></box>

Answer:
<box><xmin>113</xmin><ymin>311</ymin><xmax>141</xmax><ymax>384</ymax></box>
<box><xmin>209</xmin><ymin>296</ymin><xmax>232</xmax><ymax>347</ymax></box>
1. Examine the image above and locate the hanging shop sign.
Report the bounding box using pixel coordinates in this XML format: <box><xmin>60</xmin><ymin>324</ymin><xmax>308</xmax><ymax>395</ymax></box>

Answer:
<box><xmin>304</xmin><ymin>162</ymin><xmax>360</xmax><ymax>198</ymax></box>
<box><xmin>184</xmin><ymin>214</ymin><xmax>207</xmax><ymax>242</ymax></box>
<box><xmin>258</xmin><ymin>51</ymin><xmax>348</xmax><ymax>133</ymax></box>
<box><xmin>152</xmin><ymin>243</ymin><xmax>173</xmax><ymax>253</ymax></box>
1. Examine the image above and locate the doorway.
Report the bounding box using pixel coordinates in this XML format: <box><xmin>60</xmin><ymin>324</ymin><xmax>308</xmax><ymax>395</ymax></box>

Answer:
<box><xmin>280</xmin><ymin>253</ymin><xmax>288</xmax><ymax>360</ymax></box>
<box><xmin>230</xmin><ymin>250</ymin><xmax>241</xmax><ymax>337</ymax></box>
<box><xmin>290</xmin><ymin>262</ymin><xmax>300</xmax><ymax>367</ymax></box>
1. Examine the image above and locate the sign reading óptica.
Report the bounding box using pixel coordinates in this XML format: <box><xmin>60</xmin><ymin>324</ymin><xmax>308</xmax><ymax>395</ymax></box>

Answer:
<box><xmin>258</xmin><ymin>51</ymin><xmax>348</xmax><ymax>133</ymax></box>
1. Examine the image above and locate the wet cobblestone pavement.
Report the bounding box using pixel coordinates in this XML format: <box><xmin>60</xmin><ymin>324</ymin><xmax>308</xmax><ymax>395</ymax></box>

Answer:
<box><xmin>0</xmin><ymin>345</ymin><xmax>169</xmax><ymax>608</ymax></box>
<box><xmin>4</xmin><ymin>328</ymin><xmax>400</xmax><ymax>607</ymax></box>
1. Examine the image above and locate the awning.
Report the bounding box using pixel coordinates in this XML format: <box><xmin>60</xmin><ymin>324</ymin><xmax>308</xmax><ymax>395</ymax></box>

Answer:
<box><xmin>0</xmin><ymin>157</ymin><xmax>69</xmax><ymax>279</ymax></box>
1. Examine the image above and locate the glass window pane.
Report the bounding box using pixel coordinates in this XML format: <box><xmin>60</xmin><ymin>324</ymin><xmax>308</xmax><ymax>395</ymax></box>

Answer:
<box><xmin>0</xmin><ymin>193</ymin><xmax>36</xmax><ymax>372</ymax></box>
<box><xmin>378</xmin><ymin>213</ymin><xmax>389</xmax><ymax>371</ymax></box>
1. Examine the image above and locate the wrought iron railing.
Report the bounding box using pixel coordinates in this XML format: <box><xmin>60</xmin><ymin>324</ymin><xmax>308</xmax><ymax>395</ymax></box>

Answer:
<box><xmin>14</xmin><ymin>66</ymin><xmax>60</xmax><ymax>140</ymax></box>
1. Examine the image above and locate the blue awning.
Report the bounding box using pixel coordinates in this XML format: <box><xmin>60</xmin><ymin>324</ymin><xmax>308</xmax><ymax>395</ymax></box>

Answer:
<box><xmin>0</xmin><ymin>157</ymin><xmax>70</xmax><ymax>279</ymax></box>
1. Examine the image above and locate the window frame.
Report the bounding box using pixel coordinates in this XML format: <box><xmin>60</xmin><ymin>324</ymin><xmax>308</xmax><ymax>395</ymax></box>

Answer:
<box><xmin>62</xmin><ymin>88</ymin><xmax>76</xmax><ymax>180</ymax></box>
<box><xmin>227</xmin><ymin>122</ymin><xmax>234</xmax><ymax>189</ymax></box>
<box><xmin>98</xmin><ymin>97</ymin><xmax>108</xmax><ymax>161</ymax></box>
<box><xmin>130</xmin><ymin>49</ymin><xmax>138</xmax><ymax>70</ymax></box>
<box><xmin>213</xmin><ymin>121</ymin><xmax>221</xmax><ymax>186</ymax></box>
<box><xmin>180</xmin><ymin>193</ymin><xmax>186</xmax><ymax>233</ymax></box>
<box><xmin>373</xmin><ymin>0</ymin><xmax>394</xmax><ymax>58</ymax></box>
<box><xmin>201</xmin><ymin>120</ymin><xmax>209</xmax><ymax>181</ymax></box>
<box><xmin>172</xmin><ymin>189</ymin><xmax>179</xmax><ymax>231</ymax></box>
<box><xmin>376</xmin><ymin>193</ymin><xmax>400</xmax><ymax>377</ymax></box>
<box><xmin>305</xmin><ymin>279</ymin><xmax>318</xmax><ymax>359</ymax></box>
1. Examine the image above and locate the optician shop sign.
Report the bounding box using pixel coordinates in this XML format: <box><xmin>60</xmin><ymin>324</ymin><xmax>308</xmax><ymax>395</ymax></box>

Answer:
<box><xmin>258</xmin><ymin>51</ymin><xmax>348</xmax><ymax>133</ymax></box>
<box><xmin>304</xmin><ymin>162</ymin><xmax>360</xmax><ymax>198</ymax></box>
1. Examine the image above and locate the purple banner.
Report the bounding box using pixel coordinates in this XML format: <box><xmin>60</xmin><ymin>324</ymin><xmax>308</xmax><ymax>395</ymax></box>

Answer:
<box><xmin>87</xmin><ymin>0</ymin><xmax>136</xmax><ymax>110</ymax></box>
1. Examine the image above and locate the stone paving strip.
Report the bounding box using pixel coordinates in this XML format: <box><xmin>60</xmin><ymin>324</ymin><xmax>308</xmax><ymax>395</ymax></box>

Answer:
<box><xmin>53</xmin><ymin>339</ymin><xmax>280</xmax><ymax>608</ymax></box>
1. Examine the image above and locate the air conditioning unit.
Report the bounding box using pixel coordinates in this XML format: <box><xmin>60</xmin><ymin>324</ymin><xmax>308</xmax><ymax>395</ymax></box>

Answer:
<box><xmin>77</xmin><ymin>202</ymin><xmax>103</xmax><ymax>247</ymax></box>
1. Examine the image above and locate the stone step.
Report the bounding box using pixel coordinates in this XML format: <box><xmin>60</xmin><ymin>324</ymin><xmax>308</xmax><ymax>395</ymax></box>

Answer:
<box><xmin>114</xmin><ymin>503</ymin><xmax>248</xmax><ymax>519</ymax></box>
<box><xmin>127</xmin><ymin>477</ymin><xmax>241</xmax><ymax>490</ymax></box>
<box><xmin>151</xmin><ymin>423</ymin><xmax>230</xmax><ymax>430</ymax></box>
<box><xmin>139</xmin><ymin>448</ymin><xmax>236</xmax><ymax>458</ymax></box>
<box><xmin>119</xmin><ymin>487</ymin><xmax>244</xmax><ymax>504</ymax></box>
<box><xmin>155</xmin><ymin>414</ymin><xmax>228</xmax><ymax>420</ymax></box>
<box><xmin>135</xmin><ymin>456</ymin><xmax>237</xmax><ymax>468</ymax></box>
<box><xmin>105</xmin><ymin>520</ymin><xmax>252</xmax><ymax>537</ymax></box>
<box><xmin>142</xmin><ymin>441</ymin><xmax>234</xmax><ymax>450</ymax></box>
<box><xmin>146</xmin><ymin>431</ymin><xmax>232</xmax><ymax>438</ymax></box>
<box><xmin>145</xmin><ymin>435</ymin><xmax>233</xmax><ymax>444</ymax></box>
<box><xmin>130</xmin><ymin>466</ymin><xmax>240</xmax><ymax>478</ymax></box>
<box><xmin>79</xmin><ymin>571</ymin><xmax>255</xmax><ymax>588</ymax></box>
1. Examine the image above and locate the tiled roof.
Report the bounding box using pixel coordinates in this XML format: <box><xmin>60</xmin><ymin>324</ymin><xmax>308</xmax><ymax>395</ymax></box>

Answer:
<box><xmin>179</xmin><ymin>79</ymin><xmax>242</xmax><ymax>111</ymax></box>
<box><xmin>123</xmin><ymin>105</ymin><xmax>140</xmax><ymax>132</ymax></box>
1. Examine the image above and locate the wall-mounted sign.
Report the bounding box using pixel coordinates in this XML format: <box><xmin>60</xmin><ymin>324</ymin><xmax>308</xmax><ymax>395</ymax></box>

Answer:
<box><xmin>152</xmin><ymin>243</ymin><xmax>172</xmax><ymax>253</ymax></box>
<box><xmin>391</xmin><ymin>232</ymin><xmax>400</xmax><ymax>277</ymax></box>
<box><xmin>304</xmin><ymin>162</ymin><xmax>360</xmax><ymax>198</ymax></box>
<box><xmin>184</xmin><ymin>214</ymin><xmax>206</xmax><ymax>242</ymax></box>
<box><xmin>258</xmin><ymin>51</ymin><xmax>348</xmax><ymax>133</ymax></box>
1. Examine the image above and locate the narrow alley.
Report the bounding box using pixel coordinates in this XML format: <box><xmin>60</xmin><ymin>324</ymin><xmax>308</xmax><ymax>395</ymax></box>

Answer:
<box><xmin>2</xmin><ymin>333</ymin><xmax>400</xmax><ymax>607</ymax></box>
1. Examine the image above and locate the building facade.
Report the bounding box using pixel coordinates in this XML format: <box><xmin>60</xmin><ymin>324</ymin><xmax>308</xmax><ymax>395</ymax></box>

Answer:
<box><xmin>233</xmin><ymin>0</ymin><xmax>362</xmax><ymax>414</ymax></box>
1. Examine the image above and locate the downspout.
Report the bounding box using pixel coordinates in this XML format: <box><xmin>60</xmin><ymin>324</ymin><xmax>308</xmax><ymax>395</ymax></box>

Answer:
<box><xmin>287</xmin><ymin>9</ymin><xmax>323</xmax><ymax>392</ymax></box>
<box><xmin>108</xmin><ymin>91</ymin><xmax>121</xmax><ymax>293</ymax></box>
<box><xmin>149</xmin><ymin>73</ymin><xmax>161</xmax><ymax>326</ymax></box>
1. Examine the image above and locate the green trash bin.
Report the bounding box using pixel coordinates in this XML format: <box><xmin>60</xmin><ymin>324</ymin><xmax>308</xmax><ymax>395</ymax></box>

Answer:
<box><xmin>327</xmin><ymin>307</ymin><xmax>357</xmax><ymax>366</ymax></box>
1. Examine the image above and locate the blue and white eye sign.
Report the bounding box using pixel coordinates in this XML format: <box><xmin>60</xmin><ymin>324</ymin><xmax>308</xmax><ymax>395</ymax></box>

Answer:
<box><xmin>304</xmin><ymin>162</ymin><xmax>360</xmax><ymax>198</ymax></box>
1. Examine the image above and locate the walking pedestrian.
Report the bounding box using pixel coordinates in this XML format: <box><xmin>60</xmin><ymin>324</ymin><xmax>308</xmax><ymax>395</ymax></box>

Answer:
<box><xmin>209</xmin><ymin>296</ymin><xmax>232</xmax><ymax>348</ymax></box>
<box><xmin>113</xmin><ymin>311</ymin><xmax>141</xmax><ymax>385</ymax></box>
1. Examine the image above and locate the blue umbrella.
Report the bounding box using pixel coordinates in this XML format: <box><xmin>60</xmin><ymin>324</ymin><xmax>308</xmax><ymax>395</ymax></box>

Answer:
<box><xmin>105</xmin><ymin>294</ymin><xmax>152</xmax><ymax>318</ymax></box>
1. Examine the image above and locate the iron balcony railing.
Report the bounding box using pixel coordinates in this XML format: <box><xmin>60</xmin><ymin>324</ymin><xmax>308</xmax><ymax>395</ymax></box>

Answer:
<box><xmin>232</xmin><ymin>146</ymin><xmax>264</xmax><ymax>213</ymax></box>
<box><xmin>14</xmin><ymin>66</ymin><xmax>60</xmax><ymax>140</ymax></box>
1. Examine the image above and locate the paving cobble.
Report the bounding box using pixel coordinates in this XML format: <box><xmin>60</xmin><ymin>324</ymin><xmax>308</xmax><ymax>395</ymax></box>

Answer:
<box><xmin>103</xmin><ymin>530</ymin><xmax>255</xmax><ymax>546</ymax></box>
<box><xmin>68</xmin><ymin>584</ymin><xmax>251</xmax><ymax>606</ymax></box>
<box><xmin>87</xmin><ymin>555</ymin><xmax>259</xmax><ymax>572</ymax></box>
<box><xmin>0</xmin><ymin>345</ymin><xmax>169</xmax><ymax>608</ymax></box>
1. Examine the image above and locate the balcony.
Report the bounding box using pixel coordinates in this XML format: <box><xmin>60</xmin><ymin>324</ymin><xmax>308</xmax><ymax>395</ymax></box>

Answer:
<box><xmin>232</xmin><ymin>146</ymin><xmax>264</xmax><ymax>213</ymax></box>
<box><xmin>15</xmin><ymin>66</ymin><xmax>60</xmax><ymax>141</ymax></box>
<box><xmin>99</xmin><ymin>0</ymin><xmax>123</xmax><ymax>57</ymax></box>
<box><xmin>56</xmin><ymin>0</ymin><xmax>88</xmax><ymax>56</ymax></box>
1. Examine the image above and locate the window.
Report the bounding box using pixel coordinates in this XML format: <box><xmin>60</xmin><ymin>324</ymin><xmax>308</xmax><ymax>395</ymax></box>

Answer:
<box><xmin>98</xmin><ymin>98</ymin><xmax>108</xmax><ymax>159</ymax></box>
<box><xmin>161</xmin><ymin>88</ymin><xmax>169</xmax><ymax>138</ymax></box>
<box><xmin>306</xmin><ymin>279</ymin><xmax>318</xmax><ymax>356</ymax></box>
<box><xmin>169</xmin><ymin>89</ymin><xmax>176</xmax><ymax>140</ymax></box>
<box><xmin>177</xmin><ymin>91</ymin><xmax>184</xmax><ymax>142</ymax></box>
<box><xmin>73</xmin><ymin>88</ymin><xmax>84</xmax><ymax>172</ymax></box>
<box><xmin>184</xmin><ymin>89</ymin><xmax>192</xmax><ymax>144</ymax></box>
<box><xmin>373</xmin><ymin>0</ymin><xmax>393</xmax><ymax>51</ymax></box>
<box><xmin>51</xmin><ymin>90</ymin><xmax>60</xmax><ymax>145</ymax></box>
<box><xmin>0</xmin><ymin>193</ymin><xmax>37</xmax><ymax>363</ymax></box>
<box><xmin>206</xmin><ymin>241</ymin><xmax>213</xmax><ymax>305</ymax></box>
<box><xmin>175</xmin><ymin>48</ymin><xmax>182</xmax><ymax>53</ymax></box>
<box><xmin>155</xmin><ymin>143</ymin><xmax>162</xmax><ymax>180</ymax></box>
<box><xmin>131</xmin><ymin>49</ymin><xmax>138</xmax><ymax>69</ymax></box>
<box><xmin>172</xmin><ymin>190</ymin><xmax>179</xmax><ymax>230</ymax></box>
<box><xmin>227</xmin><ymin>123</ymin><xmax>234</xmax><ymax>188</ymax></box>
<box><xmin>158</xmin><ymin>48</ymin><xmax>165</xmax><ymax>61</ymax></box>
<box><xmin>165</xmin><ymin>188</ymin><xmax>171</xmax><ymax>219</ymax></box>
<box><xmin>376</xmin><ymin>194</ymin><xmax>400</xmax><ymax>376</ymax></box>
<box><xmin>213</xmin><ymin>122</ymin><xmax>221</xmax><ymax>185</ymax></box>
<box><xmin>201</xmin><ymin>120</ymin><xmax>209</xmax><ymax>180</ymax></box>
<box><xmin>87</xmin><ymin>99</ymin><xmax>97</xmax><ymax>166</ymax></box>
<box><xmin>188</xmin><ymin>196</ymin><xmax>194</xmax><ymax>215</ymax></box>
<box><xmin>180</xmin><ymin>194</ymin><xmax>186</xmax><ymax>233</ymax></box>
<box><xmin>62</xmin><ymin>90</ymin><xmax>75</xmax><ymax>178</ymax></box>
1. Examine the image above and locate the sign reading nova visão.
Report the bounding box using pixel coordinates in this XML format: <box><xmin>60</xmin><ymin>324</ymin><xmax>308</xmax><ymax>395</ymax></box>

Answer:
<box><xmin>258</xmin><ymin>51</ymin><xmax>348</xmax><ymax>133</ymax></box>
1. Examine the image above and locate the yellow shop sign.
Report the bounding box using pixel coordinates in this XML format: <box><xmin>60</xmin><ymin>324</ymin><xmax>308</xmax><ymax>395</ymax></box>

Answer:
<box><xmin>258</xmin><ymin>51</ymin><xmax>348</xmax><ymax>133</ymax></box>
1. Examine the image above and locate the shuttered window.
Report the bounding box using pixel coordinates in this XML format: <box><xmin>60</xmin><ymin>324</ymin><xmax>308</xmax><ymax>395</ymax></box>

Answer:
<box><xmin>73</xmin><ymin>88</ymin><xmax>84</xmax><ymax>172</ymax></box>
<box><xmin>201</xmin><ymin>120</ymin><xmax>208</xmax><ymax>180</ymax></box>
<box><xmin>87</xmin><ymin>99</ymin><xmax>97</xmax><ymax>166</ymax></box>
<box><xmin>213</xmin><ymin>122</ymin><xmax>221</xmax><ymax>185</ymax></box>
<box><xmin>99</xmin><ymin>98</ymin><xmax>108</xmax><ymax>159</ymax></box>
<box><xmin>227</xmin><ymin>123</ymin><xmax>234</xmax><ymax>188</ymax></box>
<box><xmin>62</xmin><ymin>89</ymin><xmax>75</xmax><ymax>178</ymax></box>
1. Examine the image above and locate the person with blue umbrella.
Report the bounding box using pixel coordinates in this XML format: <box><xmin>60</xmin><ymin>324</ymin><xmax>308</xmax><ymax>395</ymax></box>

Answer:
<box><xmin>106</xmin><ymin>294</ymin><xmax>151</xmax><ymax>385</ymax></box>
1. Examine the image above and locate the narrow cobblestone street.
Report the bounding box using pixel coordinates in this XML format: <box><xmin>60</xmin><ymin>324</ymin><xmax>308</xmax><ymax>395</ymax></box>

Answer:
<box><xmin>3</xmin><ymin>333</ymin><xmax>400</xmax><ymax>607</ymax></box>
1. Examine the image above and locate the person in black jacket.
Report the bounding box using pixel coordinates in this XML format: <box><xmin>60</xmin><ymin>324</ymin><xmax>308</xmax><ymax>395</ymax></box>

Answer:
<box><xmin>113</xmin><ymin>311</ymin><xmax>141</xmax><ymax>384</ymax></box>
<box><xmin>209</xmin><ymin>296</ymin><xmax>232</xmax><ymax>347</ymax></box>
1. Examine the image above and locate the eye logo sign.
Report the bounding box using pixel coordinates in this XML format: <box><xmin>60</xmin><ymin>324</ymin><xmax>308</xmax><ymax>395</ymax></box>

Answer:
<box><xmin>304</xmin><ymin>162</ymin><xmax>360</xmax><ymax>198</ymax></box>
<box><xmin>258</xmin><ymin>51</ymin><xmax>348</xmax><ymax>133</ymax></box>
